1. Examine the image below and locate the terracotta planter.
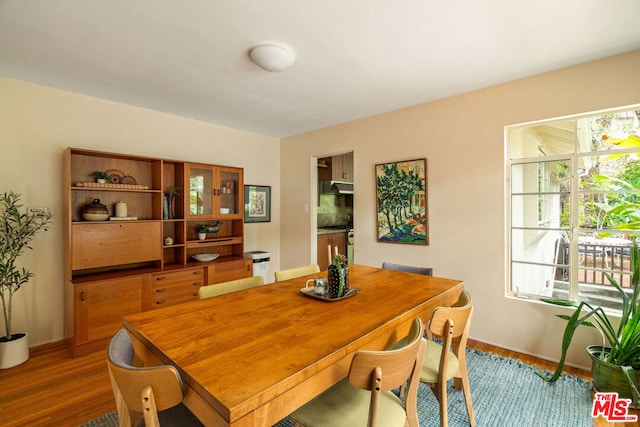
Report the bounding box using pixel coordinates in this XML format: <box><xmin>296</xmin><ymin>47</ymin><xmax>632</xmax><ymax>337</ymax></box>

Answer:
<box><xmin>0</xmin><ymin>333</ymin><xmax>29</xmax><ymax>369</ymax></box>
<box><xmin>587</xmin><ymin>345</ymin><xmax>640</xmax><ymax>408</ymax></box>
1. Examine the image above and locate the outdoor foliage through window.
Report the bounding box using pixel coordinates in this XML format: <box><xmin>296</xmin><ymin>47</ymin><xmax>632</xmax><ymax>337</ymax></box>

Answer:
<box><xmin>507</xmin><ymin>107</ymin><xmax>640</xmax><ymax>310</ymax></box>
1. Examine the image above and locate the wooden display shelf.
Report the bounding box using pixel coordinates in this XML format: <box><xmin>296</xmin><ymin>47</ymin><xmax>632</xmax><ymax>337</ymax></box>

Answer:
<box><xmin>186</xmin><ymin>236</ymin><xmax>243</xmax><ymax>248</ymax></box>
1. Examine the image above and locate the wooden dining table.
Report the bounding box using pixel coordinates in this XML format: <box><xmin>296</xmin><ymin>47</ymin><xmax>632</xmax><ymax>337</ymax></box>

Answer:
<box><xmin>122</xmin><ymin>264</ymin><xmax>464</xmax><ymax>427</ymax></box>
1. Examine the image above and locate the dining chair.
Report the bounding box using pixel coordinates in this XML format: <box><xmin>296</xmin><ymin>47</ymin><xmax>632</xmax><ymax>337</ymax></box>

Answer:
<box><xmin>198</xmin><ymin>275</ymin><xmax>264</xmax><ymax>299</ymax></box>
<box><xmin>274</xmin><ymin>264</ymin><xmax>320</xmax><ymax>282</ymax></box>
<box><xmin>422</xmin><ymin>290</ymin><xmax>475</xmax><ymax>427</ymax></box>
<box><xmin>381</xmin><ymin>262</ymin><xmax>433</xmax><ymax>276</ymax></box>
<box><xmin>289</xmin><ymin>317</ymin><xmax>426</xmax><ymax>427</ymax></box>
<box><xmin>107</xmin><ymin>329</ymin><xmax>203</xmax><ymax>427</ymax></box>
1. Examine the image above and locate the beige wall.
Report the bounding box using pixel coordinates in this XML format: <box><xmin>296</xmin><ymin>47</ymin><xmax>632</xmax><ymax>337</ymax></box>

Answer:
<box><xmin>0</xmin><ymin>77</ymin><xmax>281</xmax><ymax>347</ymax></box>
<box><xmin>280</xmin><ymin>50</ymin><xmax>640</xmax><ymax>369</ymax></box>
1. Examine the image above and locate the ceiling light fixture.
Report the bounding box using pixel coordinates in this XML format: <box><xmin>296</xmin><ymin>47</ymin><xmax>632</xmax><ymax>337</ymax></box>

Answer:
<box><xmin>249</xmin><ymin>44</ymin><xmax>295</xmax><ymax>72</ymax></box>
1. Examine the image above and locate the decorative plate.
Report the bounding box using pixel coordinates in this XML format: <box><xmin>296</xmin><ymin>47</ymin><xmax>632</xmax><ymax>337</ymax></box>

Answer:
<box><xmin>299</xmin><ymin>287</ymin><xmax>360</xmax><ymax>302</ymax></box>
<box><xmin>105</xmin><ymin>169</ymin><xmax>137</xmax><ymax>185</ymax></box>
<box><xmin>192</xmin><ymin>253</ymin><xmax>219</xmax><ymax>262</ymax></box>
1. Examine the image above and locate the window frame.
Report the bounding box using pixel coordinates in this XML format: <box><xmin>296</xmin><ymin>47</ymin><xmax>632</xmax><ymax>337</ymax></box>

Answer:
<box><xmin>505</xmin><ymin>105</ymin><xmax>640</xmax><ymax>309</ymax></box>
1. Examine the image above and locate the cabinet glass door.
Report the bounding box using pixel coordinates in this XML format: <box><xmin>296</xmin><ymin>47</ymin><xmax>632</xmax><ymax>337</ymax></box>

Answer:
<box><xmin>219</xmin><ymin>168</ymin><xmax>240</xmax><ymax>215</ymax></box>
<box><xmin>189</xmin><ymin>167</ymin><xmax>212</xmax><ymax>216</ymax></box>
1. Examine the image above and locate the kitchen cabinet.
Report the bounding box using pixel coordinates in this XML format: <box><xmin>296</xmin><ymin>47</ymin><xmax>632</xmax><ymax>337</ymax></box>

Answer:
<box><xmin>318</xmin><ymin>153</ymin><xmax>354</xmax><ymax>183</ymax></box>
<box><xmin>64</xmin><ymin>148</ymin><xmax>249</xmax><ymax>356</ymax></box>
<box><xmin>330</xmin><ymin>153</ymin><xmax>354</xmax><ymax>183</ymax></box>
<box><xmin>317</xmin><ymin>231</ymin><xmax>347</xmax><ymax>270</ymax></box>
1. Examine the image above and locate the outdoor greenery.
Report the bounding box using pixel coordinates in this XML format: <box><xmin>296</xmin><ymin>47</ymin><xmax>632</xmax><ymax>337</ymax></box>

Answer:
<box><xmin>0</xmin><ymin>192</ymin><xmax>52</xmax><ymax>341</ymax></box>
<box><xmin>579</xmin><ymin>112</ymin><xmax>640</xmax><ymax>230</ymax></box>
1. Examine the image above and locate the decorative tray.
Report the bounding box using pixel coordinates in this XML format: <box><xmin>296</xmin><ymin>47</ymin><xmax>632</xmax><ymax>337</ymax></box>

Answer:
<box><xmin>299</xmin><ymin>287</ymin><xmax>360</xmax><ymax>302</ymax></box>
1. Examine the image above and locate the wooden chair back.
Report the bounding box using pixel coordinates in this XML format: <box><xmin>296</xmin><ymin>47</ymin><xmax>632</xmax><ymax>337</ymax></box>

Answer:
<box><xmin>428</xmin><ymin>290</ymin><xmax>473</xmax><ymax>342</ymax></box>
<box><xmin>274</xmin><ymin>264</ymin><xmax>320</xmax><ymax>282</ymax></box>
<box><xmin>381</xmin><ymin>262</ymin><xmax>433</xmax><ymax>276</ymax></box>
<box><xmin>107</xmin><ymin>329</ymin><xmax>186</xmax><ymax>427</ymax></box>
<box><xmin>427</xmin><ymin>290</ymin><xmax>473</xmax><ymax>393</ymax></box>
<box><xmin>348</xmin><ymin>317</ymin><xmax>426</xmax><ymax>427</ymax></box>
<box><xmin>198</xmin><ymin>275</ymin><xmax>264</xmax><ymax>299</ymax></box>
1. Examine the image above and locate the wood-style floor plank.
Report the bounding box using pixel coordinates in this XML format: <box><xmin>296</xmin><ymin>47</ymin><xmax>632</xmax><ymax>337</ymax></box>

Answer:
<box><xmin>0</xmin><ymin>340</ymin><xmax>637</xmax><ymax>426</ymax></box>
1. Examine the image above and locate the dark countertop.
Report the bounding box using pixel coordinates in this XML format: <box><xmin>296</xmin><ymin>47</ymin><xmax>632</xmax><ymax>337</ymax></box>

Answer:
<box><xmin>318</xmin><ymin>227</ymin><xmax>351</xmax><ymax>235</ymax></box>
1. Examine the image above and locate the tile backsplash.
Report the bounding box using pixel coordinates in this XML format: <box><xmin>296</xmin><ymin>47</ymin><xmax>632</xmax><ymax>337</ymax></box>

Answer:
<box><xmin>318</xmin><ymin>194</ymin><xmax>353</xmax><ymax>227</ymax></box>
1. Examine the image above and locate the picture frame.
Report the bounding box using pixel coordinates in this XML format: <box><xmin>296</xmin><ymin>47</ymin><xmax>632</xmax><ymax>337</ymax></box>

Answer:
<box><xmin>375</xmin><ymin>158</ymin><xmax>428</xmax><ymax>245</ymax></box>
<box><xmin>244</xmin><ymin>185</ymin><xmax>271</xmax><ymax>223</ymax></box>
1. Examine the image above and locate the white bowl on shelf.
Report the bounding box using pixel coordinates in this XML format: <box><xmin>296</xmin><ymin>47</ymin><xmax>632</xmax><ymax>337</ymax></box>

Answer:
<box><xmin>192</xmin><ymin>253</ymin><xmax>219</xmax><ymax>262</ymax></box>
<box><xmin>220</xmin><ymin>208</ymin><xmax>230</xmax><ymax>214</ymax></box>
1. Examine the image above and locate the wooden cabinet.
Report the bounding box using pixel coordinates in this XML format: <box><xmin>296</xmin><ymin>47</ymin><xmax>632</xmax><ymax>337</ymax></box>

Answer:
<box><xmin>319</xmin><ymin>153</ymin><xmax>354</xmax><ymax>183</ymax></box>
<box><xmin>317</xmin><ymin>231</ymin><xmax>347</xmax><ymax>270</ymax></box>
<box><xmin>147</xmin><ymin>268</ymin><xmax>205</xmax><ymax>310</ymax></box>
<box><xmin>185</xmin><ymin>164</ymin><xmax>242</xmax><ymax>219</ymax></box>
<box><xmin>184</xmin><ymin>162</ymin><xmax>245</xmax><ymax>262</ymax></box>
<box><xmin>331</xmin><ymin>152</ymin><xmax>354</xmax><ymax>182</ymax></box>
<box><xmin>71</xmin><ymin>222</ymin><xmax>161</xmax><ymax>270</ymax></box>
<box><xmin>70</xmin><ymin>276</ymin><xmax>143</xmax><ymax>355</ymax></box>
<box><xmin>207</xmin><ymin>258</ymin><xmax>252</xmax><ymax>284</ymax></box>
<box><xmin>64</xmin><ymin>148</ymin><xmax>248</xmax><ymax>356</ymax></box>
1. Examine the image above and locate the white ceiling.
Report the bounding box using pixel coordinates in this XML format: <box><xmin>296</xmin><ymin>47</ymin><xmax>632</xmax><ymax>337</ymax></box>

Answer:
<box><xmin>1</xmin><ymin>1</ymin><xmax>639</xmax><ymax>138</ymax></box>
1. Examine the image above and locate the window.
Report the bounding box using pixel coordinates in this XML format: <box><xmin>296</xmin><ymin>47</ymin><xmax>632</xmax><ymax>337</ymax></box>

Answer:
<box><xmin>506</xmin><ymin>106</ymin><xmax>640</xmax><ymax>310</ymax></box>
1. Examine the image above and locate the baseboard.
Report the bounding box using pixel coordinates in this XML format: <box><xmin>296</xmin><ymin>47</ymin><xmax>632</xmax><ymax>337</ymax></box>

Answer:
<box><xmin>29</xmin><ymin>339</ymin><xmax>68</xmax><ymax>357</ymax></box>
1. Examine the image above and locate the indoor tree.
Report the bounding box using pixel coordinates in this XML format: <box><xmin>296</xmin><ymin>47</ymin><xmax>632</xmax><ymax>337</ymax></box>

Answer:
<box><xmin>0</xmin><ymin>192</ymin><xmax>52</xmax><ymax>341</ymax></box>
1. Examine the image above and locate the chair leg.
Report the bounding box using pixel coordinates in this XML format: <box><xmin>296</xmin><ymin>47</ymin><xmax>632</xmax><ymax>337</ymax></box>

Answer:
<box><xmin>453</xmin><ymin>376</ymin><xmax>462</xmax><ymax>390</ymax></box>
<box><xmin>438</xmin><ymin>381</ymin><xmax>448</xmax><ymax>427</ymax></box>
<box><xmin>458</xmin><ymin>365</ymin><xmax>476</xmax><ymax>427</ymax></box>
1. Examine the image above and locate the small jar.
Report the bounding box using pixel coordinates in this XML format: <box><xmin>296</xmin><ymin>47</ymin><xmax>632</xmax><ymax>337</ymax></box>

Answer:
<box><xmin>115</xmin><ymin>201</ymin><xmax>127</xmax><ymax>218</ymax></box>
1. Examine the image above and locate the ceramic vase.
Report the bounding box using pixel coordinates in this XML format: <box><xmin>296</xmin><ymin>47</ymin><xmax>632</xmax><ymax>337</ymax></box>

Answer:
<box><xmin>327</xmin><ymin>264</ymin><xmax>349</xmax><ymax>298</ymax></box>
<box><xmin>0</xmin><ymin>333</ymin><xmax>29</xmax><ymax>369</ymax></box>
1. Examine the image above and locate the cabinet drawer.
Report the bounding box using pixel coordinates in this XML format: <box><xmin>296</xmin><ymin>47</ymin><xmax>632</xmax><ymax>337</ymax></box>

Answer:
<box><xmin>72</xmin><ymin>222</ymin><xmax>161</xmax><ymax>270</ymax></box>
<box><xmin>151</xmin><ymin>269</ymin><xmax>204</xmax><ymax>308</ymax></box>
<box><xmin>207</xmin><ymin>259</ymin><xmax>251</xmax><ymax>284</ymax></box>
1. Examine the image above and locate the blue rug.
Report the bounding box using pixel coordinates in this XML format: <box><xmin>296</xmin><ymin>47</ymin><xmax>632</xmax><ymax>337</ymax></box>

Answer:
<box><xmin>84</xmin><ymin>348</ymin><xmax>593</xmax><ymax>427</ymax></box>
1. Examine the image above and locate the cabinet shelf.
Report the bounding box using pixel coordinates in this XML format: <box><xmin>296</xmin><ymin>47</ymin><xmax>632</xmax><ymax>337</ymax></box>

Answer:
<box><xmin>71</xmin><ymin>219</ymin><xmax>158</xmax><ymax>225</ymax></box>
<box><xmin>186</xmin><ymin>236</ymin><xmax>243</xmax><ymax>248</ymax></box>
<box><xmin>72</xmin><ymin>186</ymin><xmax>160</xmax><ymax>193</ymax></box>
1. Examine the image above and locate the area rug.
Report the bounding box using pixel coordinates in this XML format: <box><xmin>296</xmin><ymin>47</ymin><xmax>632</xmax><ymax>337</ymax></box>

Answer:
<box><xmin>83</xmin><ymin>348</ymin><xmax>593</xmax><ymax>427</ymax></box>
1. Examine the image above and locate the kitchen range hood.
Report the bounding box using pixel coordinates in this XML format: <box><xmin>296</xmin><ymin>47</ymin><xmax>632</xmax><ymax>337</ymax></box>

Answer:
<box><xmin>320</xmin><ymin>180</ymin><xmax>354</xmax><ymax>195</ymax></box>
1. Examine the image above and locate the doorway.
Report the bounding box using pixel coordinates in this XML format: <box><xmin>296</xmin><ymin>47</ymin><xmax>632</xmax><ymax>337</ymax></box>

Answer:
<box><xmin>315</xmin><ymin>152</ymin><xmax>354</xmax><ymax>269</ymax></box>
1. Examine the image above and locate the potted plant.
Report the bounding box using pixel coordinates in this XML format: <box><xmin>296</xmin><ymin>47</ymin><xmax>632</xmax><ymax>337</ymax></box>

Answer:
<box><xmin>538</xmin><ymin>239</ymin><xmax>640</xmax><ymax>406</ymax></box>
<box><xmin>197</xmin><ymin>224</ymin><xmax>208</xmax><ymax>240</ymax></box>
<box><xmin>92</xmin><ymin>171</ymin><xmax>111</xmax><ymax>184</ymax></box>
<box><xmin>327</xmin><ymin>253</ymin><xmax>349</xmax><ymax>298</ymax></box>
<box><xmin>0</xmin><ymin>192</ymin><xmax>52</xmax><ymax>369</ymax></box>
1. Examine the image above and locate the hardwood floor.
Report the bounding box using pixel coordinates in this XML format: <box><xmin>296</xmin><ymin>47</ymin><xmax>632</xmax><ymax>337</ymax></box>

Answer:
<box><xmin>0</xmin><ymin>339</ymin><xmax>636</xmax><ymax>426</ymax></box>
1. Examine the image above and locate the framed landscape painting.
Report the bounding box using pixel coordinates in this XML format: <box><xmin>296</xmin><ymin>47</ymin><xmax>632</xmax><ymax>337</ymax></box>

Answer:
<box><xmin>244</xmin><ymin>185</ymin><xmax>271</xmax><ymax>223</ymax></box>
<box><xmin>375</xmin><ymin>158</ymin><xmax>428</xmax><ymax>245</ymax></box>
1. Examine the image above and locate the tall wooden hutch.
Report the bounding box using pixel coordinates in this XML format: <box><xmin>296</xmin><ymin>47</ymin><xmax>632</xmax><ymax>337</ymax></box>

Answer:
<box><xmin>64</xmin><ymin>148</ymin><xmax>250</xmax><ymax>356</ymax></box>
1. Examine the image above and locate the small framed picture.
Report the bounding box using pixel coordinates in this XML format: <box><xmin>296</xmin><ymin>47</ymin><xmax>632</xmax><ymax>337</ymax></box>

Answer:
<box><xmin>244</xmin><ymin>185</ymin><xmax>271</xmax><ymax>223</ymax></box>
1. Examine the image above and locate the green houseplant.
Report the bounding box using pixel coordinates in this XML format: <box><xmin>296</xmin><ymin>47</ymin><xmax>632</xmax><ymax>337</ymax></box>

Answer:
<box><xmin>92</xmin><ymin>171</ymin><xmax>111</xmax><ymax>183</ymax></box>
<box><xmin>0</xmin><ymin>192</ymin><xmax>52</xmax><ymax>368</ymax></box>
<box><xmin>538</xmin><ymin>239</ymin><xmax>640</xmax><ymax>405</ymax></box>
